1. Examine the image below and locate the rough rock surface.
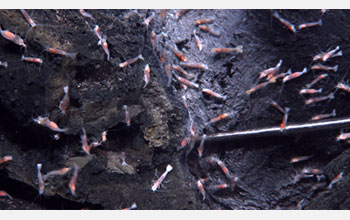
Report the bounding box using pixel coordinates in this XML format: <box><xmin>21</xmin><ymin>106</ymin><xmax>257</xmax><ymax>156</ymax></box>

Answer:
<box><xmin>0</xmin><ymin>9</ymin><xmax>349</xmax><ymax>209</ymax></box>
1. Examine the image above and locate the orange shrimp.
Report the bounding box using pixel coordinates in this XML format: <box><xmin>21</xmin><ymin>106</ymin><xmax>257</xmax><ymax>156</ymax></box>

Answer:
<box><xmin>37</xmin><ymin>163</ymin><xmax>45</xmax><ymax>195</ymax></box>
<box><xmin>143</xmin><ymin>12</ymin><xmax>155</xmax><ymax>26</ymax></box>
<box><xmin>174</xmin><ymin>74</ymin><xmax>199</xmax><ymax>89</ymax></box>
<box><xmin>59</xmin><ymin>86</ymin><xmax>70</xmax><ymax>115</ymax></box>
<box><xmin>202</xmin><ymin>88</ymin><xmax>227</xmax><ymax>100</ymax></box>
<box><xmin>43</xmin><ymin>167</ymin><xmax>71</xmax><ymax>180</ymax></box>
<box><xmin>280</xmin><ymin>107</ymin><xmax>290</xmax><ymax>130</ymax></box>
<box><xmin>193</xmin><ymin>30</ymin><xmax>203</xmax><ymax>51</ymax></box>
<box><xmin>21</xmin><ymin>55</ymin><xmax>43</xmax><ymax>64</ymax></box>
<box><xmin>20</xmin><ymin>9</ymin><xmax>36</xmax><ymax>27</ymax></box>
<box><xmin>199</xmin><ymin>25</ymin><xmax>220</xmax><ymax>37</ymax></box>
<box><xmin>44</xmin><ymin>46</ymin><xmax>77</xmax><ymax>60</ymax></box>
<box><xmin>0</xmin><ymin>155</ymin><xmax>13</xmax><ymax>164</ymax></box>
<box><xmin>311</xmin><ymin>109</ymin><xmax>336</xmax><ymax>121</ymax></box>
<box><xmin>172</xmin><ymin>47</ymin><xmax>187</xmax><ymax>62</ymax></box>
<box><xmin>298</xmin><ymin>19</ymin><xmax>322</xmax><ymax>30</ymax></box>
<box><xmin>0</xmin><ymin>190</ymin><xmax>13</xmax><ymax>200</ymax></box>
<box><xmin>81</xmin><ymin>128</ymin><xmax>91</xmax><ymax>155</ymax></box>
<box><xmin>33</xmin><ymin>116</ymin><xmax>68</xmax><ymax>132</ymax></box>
<box><xmin>195</xmin><ymin>18</ymin><xmax>215</xmax><ymax>26</ymax></box>
<box><xmin>209</xmin><ymin>113</ymin><xmax>231</xmax><ymax>124</ymax></box>
<box><xmin>211</xmin><ymin>46</ymin><xmax>243</xmax><ymax>54</ymax></box>
<box><xmin>68</xmin><ymin>164</ymin><xmax>79</xmax><ymax>196</ymax></box>
<box><xmin>180</xmin><ymin>62</ymin><xmax>208</xmax><ymax>70</ymax></box>
<box><xmin>197</xmin><ymin>179</ymin><xmax>206</xmax><ymax>200</ymax></box>
<box><xmin>119</xmin><ymin>54</ymin><xmax>144</xmax><ymax>68</ymax></box>
<box><xmin>272</xmin><ymin>11</ymin><xmax>297</xmax><ymax>33</ymax></box>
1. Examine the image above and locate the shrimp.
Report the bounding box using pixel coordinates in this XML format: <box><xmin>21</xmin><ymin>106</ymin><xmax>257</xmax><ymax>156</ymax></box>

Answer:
<box><xmin>211</xmin><ymin>46</ymin><xmax>244</xmax><ymax>54</ymax></box>
<box><xmin>304</xmin><ymin>93</ymin><xmax>334</xmax><ymax>105</ymax></box>
<box><xmin>151</xmin><ymin>31</ymin><xmax>157</xmax><ymax>48</ymax></box>
<box><xmin>0</xmin><ymin>61</ymin><xmax>8</xmax><ymax>68</ymax></box>
<box><xmin>336</xmin><ymin>131</ymin><xmax>350</xmax><ymax>141</ymax></box>
<box><xmin>0</xmin><ymin>190</ymin><xmax>13</xmax><ymax>200</ymax></box>
<box><xmin>0</xmin><ymin>155</ymin><xmax>13</xmax><ymax>164</ymax></box>
<box><xmin>151</xmin><ymin>164</ymin><xmax>173</xmax><ymax>192</ymax></box>
<box><xmin>121</xmin><ymin>202</ymin><xmax>137</xmax><ymax>210</ymax></box>
<box><xmin>258</xmin><ymin>59</ymin><xmax>283</xmax><ymax>79</ymax></box>
<box><xmin>174</xmin><ymin>74</ymin><xmax>199</xmax><ymax>89</ymax></box>
<box><xmin>311</xmin><ymin>64</ymin><xmax>338</xmax><ymax>72</ymax></box>
<box><xmin>33</xmin><ymin>116</ymin><xmax>68</xmax><ymax>133</ymax></box>
<box><xmin>282</xmin><ymin>68</ymin><xmax>308</xmax><ymax>83</ymax></box>
<box><xmin>79</xmin><ymin>9</ymin><xmax>94</xmax><ymax>20</ymax></box>
<box><xmin>197</xmin><ymin>179</ymin><xmax>206</xmax><ymax>200</ymax></box>
<box><xmin>43</xmin><ymin>167</ymin><xmax>71</xmax><ymax>180</ymax></box>
<box><xmin>68</xmin><ymin>164</ymin><xmax>79</xmax><ymax>196</ymax></box>
<box><xmin>328</xmin><ymin>172</ymin><xmax>344</xmax><ymax>189</ymax></box>
<box><xmin>21</xmin><ymin>55</ymin><xmax>43</xmax><ymax>64</ymax></box>
<box><xmin>290</xmin><ymin>155</ymin><xmax>312</xmax><ymax>164</ymax></box>
<box><xmin>313</xmin><ymin>46</ymin><xmax>341</xmax><ymax>62</ymax></box>
<box><xmin>172</xmin><ymin>64</ymin><xmax>194</xmax><ymax>80</ymax></box>
<box><xmin>123</xmin><ymin>105</ymin><xmax>131</xmax><ymax>126</ymax></box>
<box><xmin>199</xmin><ymin>25</ymin><xmax>220</xmax><ymax>37</ymax></box>
<box><xmin>306</xmin><ymin>73</ymin><xmax>328</xmax><ymax>88</ymax></box>
<box><xmin>119</xmin><ymin>54</ymin><xmax>144</xmax><ymax>68</ymax></box>
<box><xmin>246</xmin><ymin>81</ymin><xmax>271</xmax><ymax>95</ymax></box>
<box><xmin>0</xmin><ymin>27</ymin><xmax>26</xmax><ymax>48</ymax></box>
<box><xmin>280</xmin><ymin>107</ymin><xmax>290</xmax><ymax>130</ymax></box>
<box><xmin>179</xmin><ymin>62</ymin><xmax>208</xmax><ymax>70</ymax></box>
<box><xmin>59</xmin><ymin>86</ymin><xmax>70</xmax><ymax>115</ymax></box>
<box><xmin>143</xmin><ymin>12</ymin><xmax>155</xmax><ymax>26</ymax></box>
<box><xmin>165</xmin><ymin>64</ymin><xmax>172</xmax><ymax>87</ymax></box>
<box><xmin>299</xmin><ymin>88</ymin><xmax>323</xmax><ymax>95</ymax></box>
<box><xmin>197</xmin><ymin>134</ymin><xmax>206</xmax><ymax>158</ymax></box>
<box><xmin>20</xmin><ymin>9</ymin><xmax>37</xmax><ymax>28</ymax></box>
<box><xmin>202</xmin><ymin>88</ymin><xmax>227</xmax><ymax>100</ymax></box>
<box><xmin>311</xmin><ymin>109</ymin><xmax>336</xmax><ymax>121</ymax></box>
<box><xmin>81</xmin><ymin>128</ymin><xmax>91</xmax><ymax>155</ymax></box>
<box><xmin>268</xmin><ymin>99</ymin><xmax>285</xmax><ymax>114</ymax></box>
<box><xmin>143</xmin><ymin>64</ymin><xmax>151</xmax><ymax>88</ymax></box>
<box><xmin>36</xmin><ymin>163</ymin><xmax>45</xmax><ymax>195</ymax></box>
<box><xmin>193</xmin><ymin>30</ymin><xmax>203</xmax><ymax>51</ymax></box>
<box><xmin>172</xmin><ymin>47</ymin><xmax>187</xmax><ymax>62</ymax></box>
<box><xmin>176</xmin><ymin>9</ymin><xmax>190</xmax><ymax>20</ymax></box>
<box><xmin>99</xmin><ymin>35</ymin><xmax>110</xmax><ymax>60</ymax></box>
<box><xmin>298</xmin><ymin>19</ymin><xmax>322</xmax><ymax>30</ymax></box>
<box><xmin>209</xmin><ymin>113</ymin><xmax>231</xmax><ymax>124</ymax></box>
<box><xmin>44</xmin><ymin>46</ymin><xmax>77</xmax><ymax>60</ymax></box>
<box><xmin>272</xmin><ymin>11</ymin><xmax>297</xmax><ymax>33</ymax></box>
<box><xmin>195</xmin><ymin>18</ymin><xmax>215</xmax><ymax>26</ymax></box>
<box><xmin>336</xmin><ymin>82</ymin><xmax>350</xmax><ymax>93</ymax></box>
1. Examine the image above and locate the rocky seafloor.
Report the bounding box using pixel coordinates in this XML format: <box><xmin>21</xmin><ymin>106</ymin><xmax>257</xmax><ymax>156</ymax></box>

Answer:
<box><xmin>0</xmin><ymin>9</ymin><xmax>349</xmax><ymax>209</ymax></box>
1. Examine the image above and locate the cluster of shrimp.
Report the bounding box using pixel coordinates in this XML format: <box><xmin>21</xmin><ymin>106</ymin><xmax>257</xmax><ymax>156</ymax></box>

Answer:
<box><xmin>0</xmin><ymin>9</ymin><xmax>79</xmax><ymax>71</ymax></box>
<box><xmin>246</xmin><ymin>11</ymin><xmax>345</xmax><ymax>130</ymax></box>
<box><xmin>289</xmin><ymin>156</ymin><xmax>344</xmax><ymax>210</ymax></box>
<box><xmin>151</xmin><ymin>10</ymin><xmax>242</xmax><ymax>159</ymax></box>
<box><xmin>196</xmin><ymin>156</ymin><xmax>239</xmax><ymax>201</ymax></box>
<box><xmin>0</xmin><ymin>10</ymin><xmax>142</xmax><ymax>201</ymax></box>
<box><xmin>137</xmin><ymin>9</ymin><xmax>243</xmax><ymax>196</ymax></box>
<box><xmin>244</xmin><ymin>10</ymin><xmax>347</xmax><ymax>209</ymax></box>
<box><xmin>36</xmin><ymin>163</ymin><xmax>79</xmax><ymax>197</ymax></box>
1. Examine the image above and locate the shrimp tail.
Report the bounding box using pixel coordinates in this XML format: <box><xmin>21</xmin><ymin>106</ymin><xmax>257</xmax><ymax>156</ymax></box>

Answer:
<box><xmin>55</xmin><ymin>127</ymin><xmax>69</xmax><ymax>133</ymax></box>
<box><xmin>67</xmin><ymin>52</ymin><xmax>78</xmax><ymax>60</ymax></box>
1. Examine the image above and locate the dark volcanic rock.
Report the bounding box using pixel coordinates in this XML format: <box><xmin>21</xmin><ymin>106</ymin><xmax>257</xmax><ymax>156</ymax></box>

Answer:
<box><xmin>0</xmin><ymin>9</ymin><xmax>349</xmax><ymax>209</ymax></box>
